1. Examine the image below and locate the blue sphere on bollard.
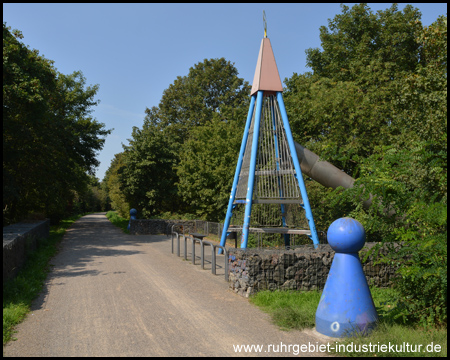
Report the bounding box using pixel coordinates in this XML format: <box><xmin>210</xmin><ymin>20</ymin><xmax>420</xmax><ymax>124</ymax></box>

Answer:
<box><xmin>127</xmin><ymin>208</ymin><xmax>137</xmax><ymax>231</ymax></box>
<box><xmin>315</xmin><ymin>217</ymin><xmax>378</xmax><ymax>338</ymax></box>
<box><xmin>327</xmin><ymin>217</ymin><xmax>366</xmax><ymax>253</ymax></box>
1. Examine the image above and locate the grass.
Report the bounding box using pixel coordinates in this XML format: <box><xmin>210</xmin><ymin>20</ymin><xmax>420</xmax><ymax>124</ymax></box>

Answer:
<box><xmin>105</xmin><ymin>210</ymin><xmax>130</xmax><ymax>233</ymax></box>
<box><xmin>250</xmin><ymin>289</ymin><xmax>321</xmax><ymax>331</ymax></box>
<box><xmin>3</xmin><ymin>213</ymin><xmax>85</xmax><ymax>346</ymax></box>
<box><xmin>250</xmin><ymin>287</ymin><xmax>447</xmax><ymax>357</ymax></box>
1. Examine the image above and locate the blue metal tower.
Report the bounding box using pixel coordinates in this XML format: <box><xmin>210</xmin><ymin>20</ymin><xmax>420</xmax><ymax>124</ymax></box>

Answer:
<box><xmin>219</xmin><ymin>34</ymin><xmax>319</xmax><ymax>250</ymax></box>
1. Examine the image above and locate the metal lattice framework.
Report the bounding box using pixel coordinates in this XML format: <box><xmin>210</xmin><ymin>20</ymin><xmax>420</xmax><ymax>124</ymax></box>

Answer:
<box><xmin>222</xmin><ymin>94</ymin><xmax>315</xmax><ymax>249</ymax></box>
<box><xmin>236</xmin><ymin>95</ymin><xmax>301</xmax><ymax>202</ymax></box>
<box><xmin>219</xmin><ymin>35</ymin><xmax>319</xmax><ymax>250</ymax></box>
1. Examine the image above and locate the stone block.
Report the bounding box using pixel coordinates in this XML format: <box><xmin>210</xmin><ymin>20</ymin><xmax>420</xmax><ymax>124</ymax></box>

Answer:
<box><xmin>3</xmin><ymin>220</ymin><xmax>50</xmax><ymax>282</ymax></box>
<box><xmin>273</xmin><ymin>264</ymin><xmax>285</xmax><ymax>284</ymax></box>
<box><xmin>227</xmin><ymin>242</ymin><xmax>398</xmax><ymax>298</ymax></box>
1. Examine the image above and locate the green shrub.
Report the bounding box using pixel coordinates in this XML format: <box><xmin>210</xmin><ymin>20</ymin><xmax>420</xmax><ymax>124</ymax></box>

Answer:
<box><xmin>105</xmin><ymin>211</ymin><xmax>130</xmax><ymax>233</ymax></box>
<box><xmin>380</xmin><ymin>203</ymin><xmax>447</xmax><ymax>327</ymax></box>
<box><xmin>341</xmin><ymin>145</ymin><xmax>447</xmax><ymax>327</ymax></box>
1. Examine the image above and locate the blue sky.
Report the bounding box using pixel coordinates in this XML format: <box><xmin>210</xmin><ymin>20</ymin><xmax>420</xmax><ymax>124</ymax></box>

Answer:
<box><xmin>3</xmin><ymin>3</ymin><xmax>447</xmax><ymax>181</ymax></box>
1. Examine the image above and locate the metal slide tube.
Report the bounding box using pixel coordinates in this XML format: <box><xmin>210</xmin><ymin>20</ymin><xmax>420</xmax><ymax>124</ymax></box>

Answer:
<box><xmin>219</xmin><ymin>95</ymin><xmax>257</xmax><ymax>251</ymax></box>
<box><xmin>294</xmin><ymin>142</ymin><xmax>373</xmax><ymax>209</ymax></box>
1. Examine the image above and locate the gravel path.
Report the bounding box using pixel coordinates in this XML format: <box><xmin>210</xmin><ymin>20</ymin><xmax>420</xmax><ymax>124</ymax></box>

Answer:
<box><xmin>3</xmin><ymin>213</ymin><xmax>331</xmax><ymax>357</ymax></box>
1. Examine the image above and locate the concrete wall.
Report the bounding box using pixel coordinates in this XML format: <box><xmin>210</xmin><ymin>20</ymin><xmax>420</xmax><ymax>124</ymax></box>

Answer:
<box><xmin>228</xmin><ymin>243</ymin><xmax>397</xmax><ymax>297</ymax></box>
<box><xmin>3</xmin><ymin>220</ymin><xmax>50</xmax><ymax>282</ymax></box>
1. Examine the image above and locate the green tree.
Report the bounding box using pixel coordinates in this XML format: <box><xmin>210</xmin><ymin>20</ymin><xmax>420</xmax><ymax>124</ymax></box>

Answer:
<box><xmin>3</xmin><ymin>23</ymin><xmax>111</xmax><ymax>224</ymax></box>
<box><xmin>118</xmin><ymin>58</ymin><xmax>250</xmax><ymax>219</ymax></box>
<box><xmin>157</xmin><ymin>58</ymin><xmax>250</xmax><ymax>142</ymax></box>
<box><xmin>305</xmin><ymin>4</ymin><xmax>422</xmax><ymax>81</ymax></box>
<box><xmin>341</xmin><ymin>16</ymin><xmax>447</xmax><ymax>327</ymax></box>
<box><xmin>284</xmin><ymin>4</ymin><xmax>424</xmax><ymax>174</ymax></box>
<box><xmin>103</xmin><ymin>152</ymin><xmax>130</xmax><ymax>218</ymax></box>
<box><xmin>120</xmin><ymin>111</ymin><xmax>180</xmax><ymax>218</ymax></box>
<box><xmin>393</xmin><ymin>15</ymin><xmax>447</xmax><ymax>187</ymax></box>
<box><xmin>284</xmin><ymin>5</ymin><xmax>447</xmax><ymax>326</ymax></box>
<box><xmin>98</xmin><ymin>180</ymin><xmax>112</xmax><ymax>212</ymax></box>
<box><xmin>70</xmin><ymin>175</ymin><xmax>108</xmax><ymax>214</ymax></box>
<box><xmin>176</xmin><ymin>104</ymin><xmax>249</xmax><ymax>221</ymax></box>
<box><xmin>283</xmin><ymin>4</ymin><xmax>446</xmax><ymax>219</ymax></box>
<box><xmin>340</xmin><ymin>143</ymin><xmax>447</xmax><ymax>327</ymax></box>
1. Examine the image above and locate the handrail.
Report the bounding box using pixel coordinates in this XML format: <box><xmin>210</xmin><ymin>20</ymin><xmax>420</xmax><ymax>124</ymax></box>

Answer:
<box><xmin>171</xmin><ymin>231</ymin><xmax>189</xmax><ymax>257</ymax></box>
<box><xmin>177</xmin><ymin>233</ymin><xmax>182</xmax><ymax>257</ymax></box>
<box><xmin>201</xmin><ymin>240</ymin><xmax>229</xmax><ymax>281</ymax></box>
<box><xmin>214</xmin><ymin>244</ymin><xmax>229</xmax><ymax>281</ymax></box>
<box><xmin>171</xmin><ymin>232</ymin><xmax>179</xmax><ymax>254</ymax></box>
<box><xmin>182</xmin><ymin>234</ymin><xmax>189</xmax><ymax>260</ymax></box>
<box><xmin>201</xmin><ymin>240</ymin><xmax>215</xmax><ymax>270</ymax></box>
<box><xmin>173</xmin><ymin>234</ymin><xmax>229</xmax><ymax>282</ymax></box>
<box><xmin>191</xmin><ymin>236</ymin><xmax>203</xmax><ymax>265</ymax></box>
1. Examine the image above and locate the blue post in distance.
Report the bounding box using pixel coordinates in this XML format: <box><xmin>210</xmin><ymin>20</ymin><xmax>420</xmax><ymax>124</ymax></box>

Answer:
<box><xmin>276</xmin><ymin>92</ymin><xmax>319</xmax><ymax>248</ymax></box>
<box><xmin>241</xmin><ymin>91</ymin><xmax>264</xmax><ymax>249</ymax></box>
<box><xmin>219</xmin><ymin>94</ymin><xmax>256</xmax><ymax>253</ymax></box>
<box><xmin>315</xmin><ymin>217</ymin><xmax>378</xmax><ymax>337</ymax></box>
<box><xmin>127</xmin><ymin>208</ymin><xmax>137</xmax><ymax>231</ymax></box>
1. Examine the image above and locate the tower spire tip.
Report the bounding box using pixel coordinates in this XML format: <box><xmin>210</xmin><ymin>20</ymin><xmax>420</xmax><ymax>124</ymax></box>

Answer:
<box><xmin>263</xmin><ymin>10</ymin><xmax>267</xmax><ymax>38</ymax></box>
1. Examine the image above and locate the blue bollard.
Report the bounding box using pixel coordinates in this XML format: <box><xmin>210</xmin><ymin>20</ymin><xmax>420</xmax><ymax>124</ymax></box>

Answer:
<box><xmin>315</xmin><ymin>217</ymin><xmax>378</xmax><ymax>337</ymax></box>
<box><xmin>127</xmin><ymin>208</ymin><xmax>137</xmax><ymax>231</ymax></box>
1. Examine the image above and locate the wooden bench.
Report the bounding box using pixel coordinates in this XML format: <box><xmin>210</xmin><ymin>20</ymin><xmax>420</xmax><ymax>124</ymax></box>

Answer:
<box><xmin>190</xmin><ymin>232</ymin><xmax>207</xmax><ymax>241</ymax></box>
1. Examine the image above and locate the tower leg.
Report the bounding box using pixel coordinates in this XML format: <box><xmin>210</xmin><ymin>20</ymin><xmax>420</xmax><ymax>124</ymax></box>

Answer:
<box><xmin>219</xmin><ymin>95</ymin><xmax>256</xmax><ymax>252</ymax></box>
<box><xmin>241</xmin><ymin>91</ymin><xmax>264</xmax><ymax>249</ymax></box>
<box><xmin>276</xmin><ymin>92</ymin><xmax>319</xmax><ymax>248</ymax></box>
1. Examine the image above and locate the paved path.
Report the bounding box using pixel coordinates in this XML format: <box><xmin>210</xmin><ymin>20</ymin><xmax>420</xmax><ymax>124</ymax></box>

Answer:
<box><xmin>4</xmin><ymin>213</ymin><xmax>331</xmax><ymax>357</ymax></box>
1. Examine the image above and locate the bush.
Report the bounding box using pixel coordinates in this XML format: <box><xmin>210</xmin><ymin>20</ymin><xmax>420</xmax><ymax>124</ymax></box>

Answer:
<box><xmin>341</xmin><ymin>145</ymin><xmax>447</xmax><ymax>327</ymax></box>
<box><xmin>105</xmin><ymin>211</ymin><xmax>129</xmax><ymax>233</ymax></box>
<box><xmin>381</xmin><ymin>203</ymin><xmax>447</xmax><ymax>327</ymax></box>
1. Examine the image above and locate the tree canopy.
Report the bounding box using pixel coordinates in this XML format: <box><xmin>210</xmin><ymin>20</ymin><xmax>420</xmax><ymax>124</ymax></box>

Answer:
<box><xmin>283</xmin><ymin>4</ymin><xmax>446</xmax><ymax>222</ymax></box>
<box><xmin>118</xmin><ymin>58</ymin><xmax>250</xmax><ymax>219</ymax></box>
<box><xmin>102</xmin><ymin>152</ymin><xmax>130</xmax><ymax>218</ymax></box>
<box><xmin>3</xmin><ymin>23</ymin><xmax>111</xmax><ymax>224</ymax></box>
<box><xmin>285</xmin><ymin>4</ymin><xmax>433</xmax><ymax>172</ymax></box>
<box><xmin>283</xmin><ymin>4</ymin><xmax>446</xmax><ymax>326</ymax></box>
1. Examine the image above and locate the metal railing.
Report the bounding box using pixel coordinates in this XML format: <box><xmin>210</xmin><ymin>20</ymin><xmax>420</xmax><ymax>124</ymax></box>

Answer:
<box><xmin>171</xmin><ymin>231</ymin><xmax>229</xmax><ymax>282</ymax></box>
<box><xmin>202</xmin><ymin>240</ymin><xmax>228</xmax><ymax>280</ymax></box>
<box><xmin>169</xmin><ymin>220</ymin><xmax>327</xmax><ymax>249</ymax></box>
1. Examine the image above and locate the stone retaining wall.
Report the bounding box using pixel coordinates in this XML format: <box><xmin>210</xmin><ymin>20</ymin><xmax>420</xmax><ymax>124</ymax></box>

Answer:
<box><xmin>3</xmin><ymin>220</ymin><xmax>50</xmax><ymax>282</ymax></box>
<box><xmin>228</xmin><ymin>243</ymin><xmax>397</xmax><ymax>297</ymax></box>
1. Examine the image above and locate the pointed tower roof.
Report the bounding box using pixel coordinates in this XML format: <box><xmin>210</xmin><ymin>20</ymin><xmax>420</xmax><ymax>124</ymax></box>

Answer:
<box><xmin>250</xmin><ymin>37</ymin><xmax>283</xmax><ymax>96</ymax></box>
